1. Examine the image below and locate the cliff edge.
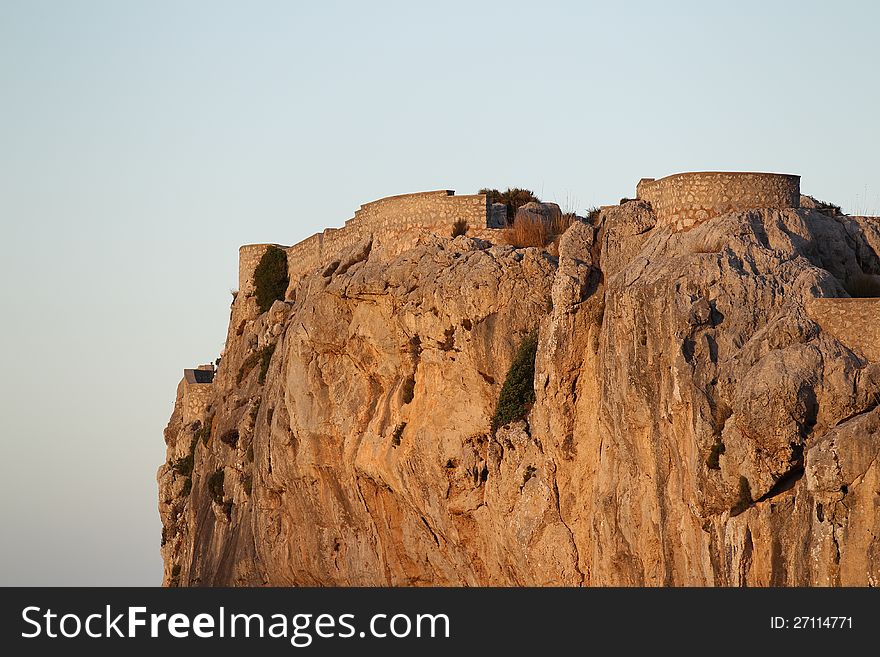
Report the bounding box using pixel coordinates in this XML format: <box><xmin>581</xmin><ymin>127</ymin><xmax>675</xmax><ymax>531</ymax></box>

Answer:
<box><xmin>159</xmin><ymin>199</ymin><xmax>880</xmax><ymax>586</ymax></box>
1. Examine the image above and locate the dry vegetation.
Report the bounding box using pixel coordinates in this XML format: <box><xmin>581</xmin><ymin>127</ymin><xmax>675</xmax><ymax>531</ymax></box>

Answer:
<box><xmin>501</xmin><ymin>214</ymin><xmax>575</xmax><ymax>248</ymax></box>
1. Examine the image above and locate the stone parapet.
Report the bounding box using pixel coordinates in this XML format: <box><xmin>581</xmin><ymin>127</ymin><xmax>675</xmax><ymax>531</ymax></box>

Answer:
<box><xmin>636</xmin><ymin>171</ymin><xmax>800</xmax><ymax>231</ymax></box>
<box><xmin>242</xmin><ymin>190</ymin><xmax>491</xmax><ymax>289</ymax></box>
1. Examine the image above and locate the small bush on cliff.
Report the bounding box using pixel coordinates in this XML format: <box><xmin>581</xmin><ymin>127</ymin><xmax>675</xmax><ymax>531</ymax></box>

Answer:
<box><xmin>171</xmin><ymin>432</ymin><xmax>200</xmax><ymax>477</ymax></box>
<box><xmin>208</xmin><ymin>469</ymin><xmax>225</xmax><ymax>504</ymax></box>
<box><xmin>451</xmin><ymin>218</ymin><xmax>468</xmax><ymax>238</ymax></box>
<box><xmin>479</xmin><ymin>188</ymin><xmax>540</xmax><ymax>224</ymax></box>
<box><xmin>814</xmin><ymin>199</ymin><xmax>842</xmax><ymax>217</ymax></box>
<box><xmin>491</xmin><ymin>330</ymin><xmax>539</xmax><ymax>432</ymax></box>
<box><xmin>253</xmin><ymin>246</ymin><xmax>289</xmax><ymax>313</ymax></box>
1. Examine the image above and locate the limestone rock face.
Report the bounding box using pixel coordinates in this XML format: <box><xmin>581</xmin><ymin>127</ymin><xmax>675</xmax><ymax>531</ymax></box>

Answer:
<box><xmin>159</xmin><ymin>206</ymin><xmax>880</xmax><ymax>586</ymax></box>
<box><xmin>515</xmin><ymin>201</ymin><xmax>563</xmax><ymax>225</ymax></box>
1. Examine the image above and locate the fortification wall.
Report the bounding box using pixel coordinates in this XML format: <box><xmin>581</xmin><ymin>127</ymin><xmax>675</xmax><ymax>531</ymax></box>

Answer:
<box><xmin>238</xmin><ymin>191</ymin><xmax>489</xmax><ymax>292</ymax></box>
<box><xmin>637</xmin><ymin>172</ymin><xmax>800</xmax><ymax>231</ymax></box>
<box><xmin>238</xmin><ymin>243</ymin><xmax>289</xmax><ymax>295</ymax></box>
<box><xmin>347</xmin><ymin>190</ymin><xmax>487</xmax><ymax>237</ymax></box>
<box><xmin>807</xmin><ymin>298</ymin><xmax>880</xmax><ymax>362</ymax></box>
<box><xmin>181</xmin><ymin>378</ymin><xmax>213</xmax><ymax>424</ymax></box>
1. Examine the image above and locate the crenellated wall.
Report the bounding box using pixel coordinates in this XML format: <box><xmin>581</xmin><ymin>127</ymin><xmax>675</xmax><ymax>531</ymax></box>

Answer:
<box><xmin>807</xmin><ymin>298</ymin><xmax>880</xmax><ymax>362</ymax></box>
<box><xmin>636</xmin><ymin>171</ymin><xmax>800</xmax><ymax>231</ymax></box>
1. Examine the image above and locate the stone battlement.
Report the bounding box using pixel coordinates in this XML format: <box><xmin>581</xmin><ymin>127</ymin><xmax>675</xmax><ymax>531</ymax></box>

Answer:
<box><xmin>636</xmin><ymin>171</ymin><xmax>801</xmax><ymax>231</ymax></box>
<box><xmin>236</xmin><ymin>174</ymin><xmax>811</xmax><ymax>301</ymax></box>
<box><xmin>239</xmin><ymin>190</ymin><xmax>492</xmax><ymax>296</ymax></box>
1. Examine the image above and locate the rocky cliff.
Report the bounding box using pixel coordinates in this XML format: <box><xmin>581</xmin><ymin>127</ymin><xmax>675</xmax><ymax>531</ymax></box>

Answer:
<box><xmin>159</xmin><ymin>203</ymin><xmax>880</xmax><ymax>586</ymax></box>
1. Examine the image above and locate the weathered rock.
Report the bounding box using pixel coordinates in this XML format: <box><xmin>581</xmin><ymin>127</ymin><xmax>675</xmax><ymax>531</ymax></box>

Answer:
<box><xmin>488</xmin><ymin>202</ymin><xmax>508</xmax><ymax>228</ymax></box>
<box><xmin>159</xmin><ymin>202</ymin><xmax>880</xmax><ymax>586</ymax></box>
<box><xmin>515</xmin><ymin>201</ymin><xmax>563</xmax><ymax>225</ymax></box>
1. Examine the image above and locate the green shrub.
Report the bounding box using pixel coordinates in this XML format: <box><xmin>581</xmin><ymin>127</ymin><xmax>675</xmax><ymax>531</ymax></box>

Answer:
<box><xmin>451</xmin><ymin>218</ymin><xmax>468</xmax><ymax>238</ymax></box>
<box><xmin>171</xmin><ymin>433</ymin><xmax>200</xmax><ymax>477</ymax></box>
<box><xmin>208</xmin><ymin>469</ymin><xmax>225</xmax><ymax>504</ymax></box>
<box><xmin>253</xmin><ymin>246</ymin><xmax>289</xmax><ymax>313</ymax></box>
<box><xmin>479</xmin><ymin>188</ymin><xmax>540</xmax><ymax>224</ymax></box>
<box><xmin>814</xmin><ymin>199</ymin><xmax>842</xmax><ymax>217</ymax></box>
<box><xmin>491</xmin><ymin>330</ymin><xmax>539</xmax><ymax>432</ymax></box>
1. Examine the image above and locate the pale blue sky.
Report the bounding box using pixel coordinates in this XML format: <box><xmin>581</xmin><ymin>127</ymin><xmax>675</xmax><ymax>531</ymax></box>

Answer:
<box><xmin>0</xmin><ymin>1</ymin><xmax>877</xmax><ymax>585</ymax></box>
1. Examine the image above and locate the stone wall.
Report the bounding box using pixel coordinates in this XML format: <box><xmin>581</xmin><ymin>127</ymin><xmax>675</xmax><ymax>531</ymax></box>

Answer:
<box><xmin>181</xmin><ymin>368</ymin><xmax>215</xmax><ymax>424</ymax></box>
<box><xmin>807</xmin><ymin>298</ymin><xmax>880</xmax><ymax>362</ymax></box>
<box><xmin>239</xmin><ymin>191</ymin><xmax>490</xmax><ymax>290</ymax></box>
<box><xmin>238</xmin><ymin>243</ymin><xmax>289</xmax><ymax>296</ymax></box>
<box><xmin>348</xmin><ymin>190</ymin><xmax>487</xmax><ymax>237</ymax></box>
<box><xmin>636</xmin><ymin>171</ymin><xmax>800</xmax><ymax>231</ymax></box>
